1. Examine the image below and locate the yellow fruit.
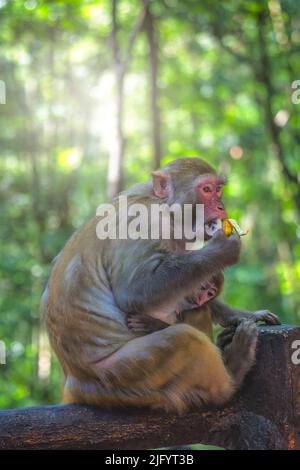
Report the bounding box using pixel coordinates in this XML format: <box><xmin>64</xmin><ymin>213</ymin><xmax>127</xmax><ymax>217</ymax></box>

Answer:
<box><xmin>223</xmin><ymin>219</ymin><xmax>248</xmax><ymax>237</ymax></box>
<box><xmin>223</xmin><ymin>219</ymin><xmax>233</xmax><ymax>236</ymax></box>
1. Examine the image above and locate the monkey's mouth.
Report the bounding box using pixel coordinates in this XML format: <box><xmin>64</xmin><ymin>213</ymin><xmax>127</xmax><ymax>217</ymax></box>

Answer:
<box><xmin>204</xmin><ymin>218</ymin><xmax>222</xmax><ymax>238</ymax></box>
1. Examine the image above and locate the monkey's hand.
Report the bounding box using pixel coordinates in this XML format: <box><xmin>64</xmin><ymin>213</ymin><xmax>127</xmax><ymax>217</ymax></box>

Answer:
<box><xmin>127</xmin><ymin>314</ymin><xmax>169</xmax><ymax>334</ymax></box>
<box><xmin>227</xmin><ymin>309</ymin><xmax>281</xmax><ymax>326</ymax></box>
<box><xmin>210</xmin><ymin>300</ymin><xmax>281</xmax><ymax>328</ymax></box>
<box><xmin>208</xmin><ymin>230</ymin><xmax>241</xmax><ymax>267</ymax></box>
<box><xmin>250</xmin><ymin>310</ymin><xmax>281</xmax><ymax>325</ymax></box>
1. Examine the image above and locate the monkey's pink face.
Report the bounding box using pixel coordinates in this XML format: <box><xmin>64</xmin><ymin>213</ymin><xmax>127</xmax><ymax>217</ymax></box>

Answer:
<box><xmin>197</xmin><ymin>175</ymin><xmax>227</xmax><ymax>237</ymax></box>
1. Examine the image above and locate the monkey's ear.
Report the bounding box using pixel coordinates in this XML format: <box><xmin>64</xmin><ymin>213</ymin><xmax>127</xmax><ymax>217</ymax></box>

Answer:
<box><xmin>152</xmin><ymin>171</ymin><xmax>172</xmax><ymax>198</ymax></box>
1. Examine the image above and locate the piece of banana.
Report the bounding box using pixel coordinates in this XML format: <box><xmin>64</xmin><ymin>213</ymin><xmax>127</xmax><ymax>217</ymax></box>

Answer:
<box><xmin>223</xmin><ymin>219</ymin><xmax>248</xmax><ymax>237</ymax></box>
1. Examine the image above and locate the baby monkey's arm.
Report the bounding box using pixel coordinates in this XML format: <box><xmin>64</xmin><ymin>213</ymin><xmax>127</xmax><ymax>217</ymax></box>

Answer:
<box><xmin>127</xmin><ymin>273</ymin><xmax>224</xmax><ymax>334</ymax></box>
<box><xmin>127</xmin><ymin>314</ymin><xmax>169</xmax><ymax>333</ymax></box>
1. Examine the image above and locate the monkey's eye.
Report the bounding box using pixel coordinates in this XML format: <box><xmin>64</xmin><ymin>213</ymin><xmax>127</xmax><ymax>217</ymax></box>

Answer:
<box><xmin>203</xmin><ymin>186</ymin><xmax>212</xmax><ymax>193</ymax></box>
<box><xmin>216</xmin><ymin>186</ymin><xmax>223</xmax><ymax>195</ymax></box>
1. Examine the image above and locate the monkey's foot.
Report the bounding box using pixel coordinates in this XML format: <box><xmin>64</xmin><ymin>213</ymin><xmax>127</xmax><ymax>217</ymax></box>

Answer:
<box><xmin>216</xmin><ymin>325</ymin><xmax>236</xmax><ymax>351</ymax></box>
<box><xmin>221</xmin><ymin>319</ymin><xmax>258</xmax><ymax>389</ymax></box>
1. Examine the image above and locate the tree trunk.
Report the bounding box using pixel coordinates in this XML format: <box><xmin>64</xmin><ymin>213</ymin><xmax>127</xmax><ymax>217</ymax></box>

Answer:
<box><xmin>144</xmin><ymin>1</ymin><xmax>161</xmax><ymax>169</ymax></box>
<box><xmin>255</xmin><ymin>10</ymin><xmax>300</xmax><ymax>214</ymax></box>
<box><xmin>107</xmin><ymin>0</ymin><xmax>148</xmax><ymax>199</ymax></box>
<box><xmin>107</xmin><ymin>68</ymin><xmax>125</xmax><ymax>199</ymax></box>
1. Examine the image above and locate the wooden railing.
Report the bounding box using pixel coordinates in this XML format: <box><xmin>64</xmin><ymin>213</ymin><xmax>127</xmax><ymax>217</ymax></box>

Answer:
<box><xmin>0</xmin><ymin>324</ymin><xmax>299</xmax><ymax>450</ymax></box>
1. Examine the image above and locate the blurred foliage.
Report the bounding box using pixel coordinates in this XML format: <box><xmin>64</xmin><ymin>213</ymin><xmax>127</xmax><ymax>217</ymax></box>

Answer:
<box><xmin>0</xmin><ymin>0</ymin><xmax>300</xmax><ymax>411</ymax></box>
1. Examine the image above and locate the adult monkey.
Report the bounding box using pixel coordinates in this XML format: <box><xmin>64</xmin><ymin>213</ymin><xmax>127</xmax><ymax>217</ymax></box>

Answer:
<box><xmin>42</xmin><ymin>158</ymin><xmax>280</xmax><ymax>412</ymax></box>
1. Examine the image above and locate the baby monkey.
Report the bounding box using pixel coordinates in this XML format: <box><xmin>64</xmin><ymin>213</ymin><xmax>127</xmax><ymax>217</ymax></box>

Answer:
<box><xmin>127</xmin><ymin>272</ymin><xmax>224</xmax><ymax>334</ymax></box>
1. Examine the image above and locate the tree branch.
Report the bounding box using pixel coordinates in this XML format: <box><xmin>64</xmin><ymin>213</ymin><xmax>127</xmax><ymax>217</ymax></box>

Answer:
<box><xmin>111</xmin><ymin>0</ymin><xmax>149</xmax><ymax>77</ymax></box>
<box><xmin>123</xmin><ymin>0</ymin><xmax>149</xmax><ymax>73</ymax></box>
<box><xmin>255</xmin><ymin>10</ymin><xmax>300</xmax><ymax>192</ymax></box>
